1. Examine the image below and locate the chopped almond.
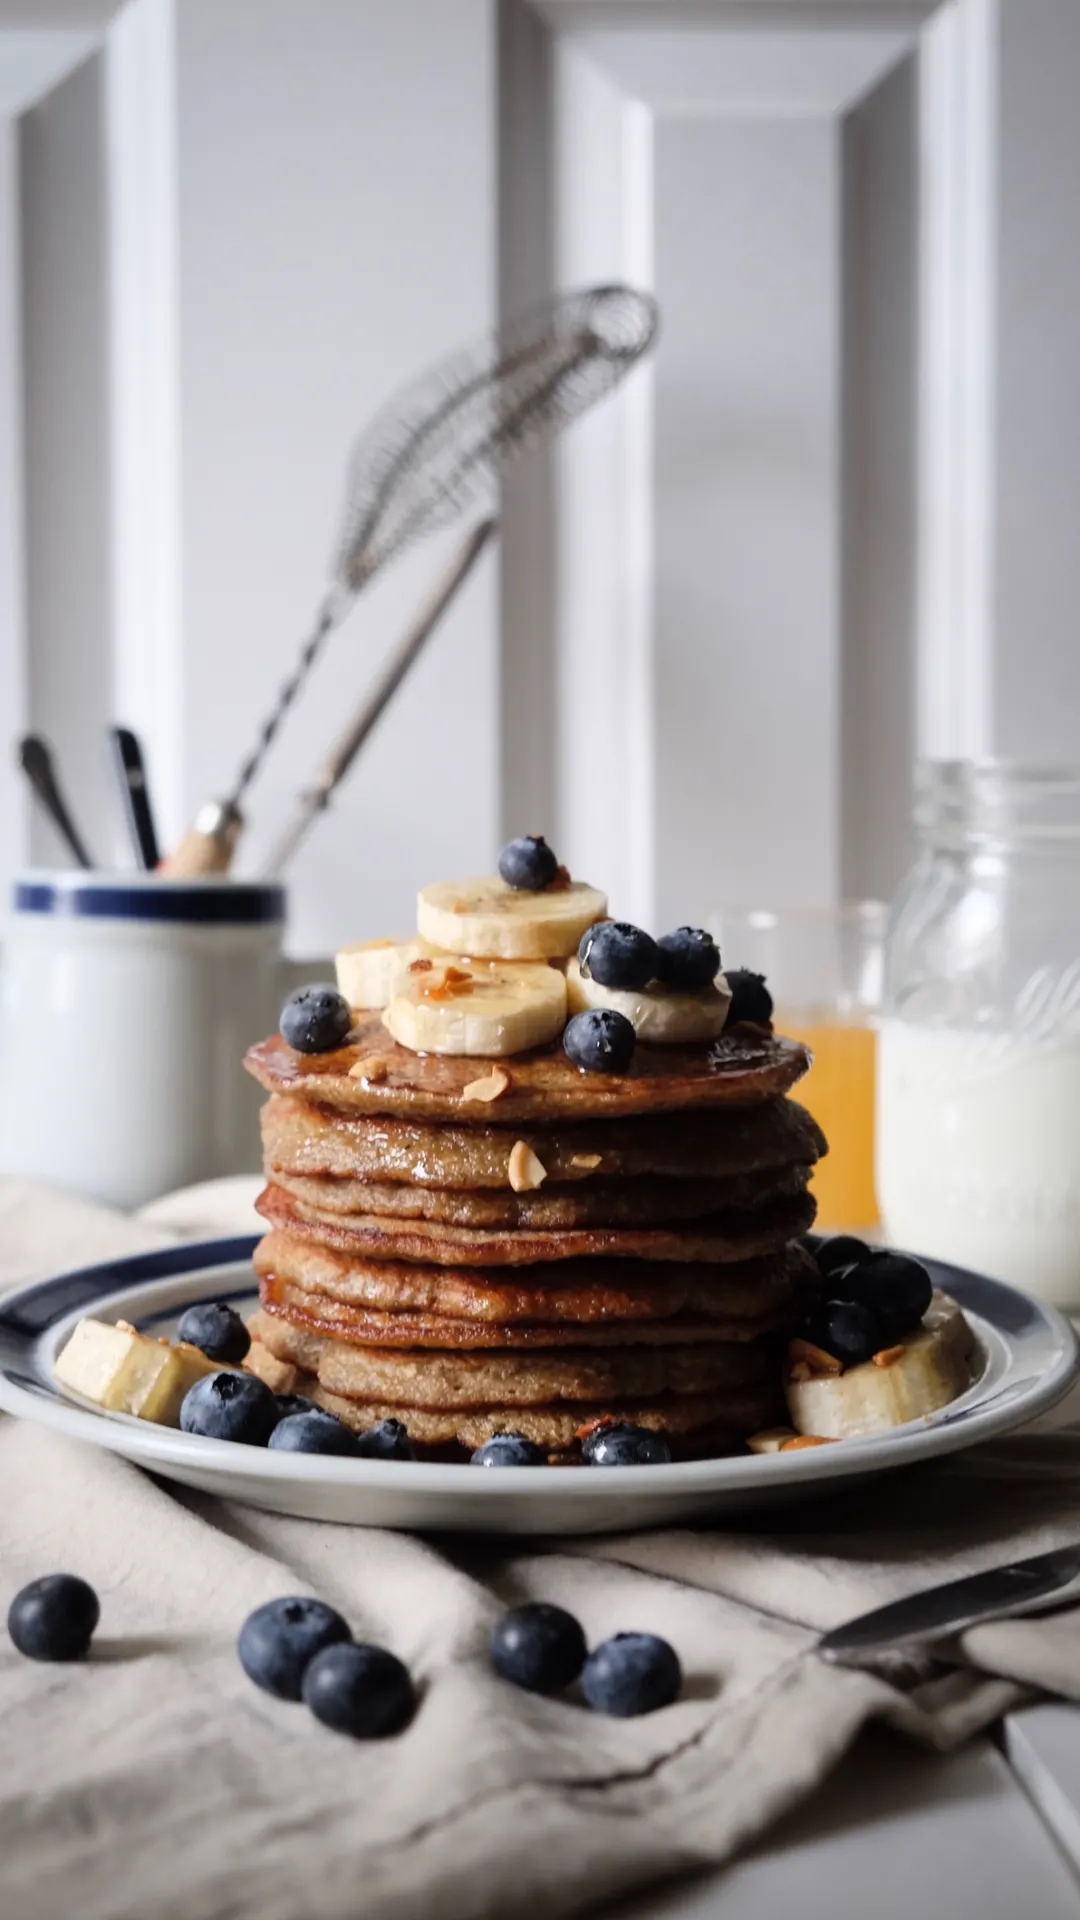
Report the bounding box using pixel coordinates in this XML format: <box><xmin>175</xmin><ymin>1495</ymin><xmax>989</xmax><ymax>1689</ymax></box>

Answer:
<box><xmin>788</xmin><ymin>1361</ymin><xmax>812</xmax><ymax>1384</ymax></box>
<box><xmin>780</xmin><ymin>1435</ymin><xmax>837</xmax><ymax>1450</ymax></box>
<box><xmin>348</xmin><ymin>1056</ymin><xmax>389</xmax><ymax>1083</ymax></box>
<box><xmin>508</xmin><ymin>1140</ymin><xmax>547</xmax><ymax>1193</ymax></box>
<box><xmin>872</xmin><ymin>1345</ymin><xmax>906</xmax><ymax>1369</ymax></box>
<box><xmin>422</xmin><ymin>965</ymin><xmax>475</xmax><ymax>1001</ymax></box>
<box><xmin>570</xmin><ymin>1152</ymin><xmax>602</xmax><ymax>1171</ymax></box>
<box><xmin>547</xmin><ymin>864</ymin><xmax>572</xmax><ymax>891</ymax></box>
<box><xmin>746</xmin><ymin>1428</ymin><xmax>797</xmax><ymax>1455</ymax></box>
<box><xmin>461</xmin><ymin>1065</ymin><xmax>511</xmax><ymax>1103</ymax></box>
<box><xmin>408</xmin><ymin>957</ymin><xmax>433</xmax><ymax>973</ymax></box>
<box><xmin>787</xmin><ymin>1338</ymin><xmax>843</xmax><ymax>1376</ymax></box>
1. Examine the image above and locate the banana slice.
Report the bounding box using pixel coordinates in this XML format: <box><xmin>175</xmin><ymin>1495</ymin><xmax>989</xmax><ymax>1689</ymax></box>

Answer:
<box><xmin>384</xmin><ymin>955</ymin><xmax>567</xmax><ymax>1057</ymax></box>
<box><xmin>336</xmin><ymin>937</ymin><xmax>443</xmax><ymax>1010</ymax></box>
<box><xmin>565</xmin><ymin>957</ymin><xmax>732</xmax><ymax>1044</ymax></box>
<box><xmin>784</xmin><ymin>1291</ymin><xmax>975</xmax><ymax>1439</ymax></box>
<box><xmin>418</xmin><ymin>876</ymin><xmax>607</xmax><ymax>961</ymax></box>
<box><xmin>53</xmin><ymin>1318</ymin><xmax>226</xmax><ymax>1424</ymax></box>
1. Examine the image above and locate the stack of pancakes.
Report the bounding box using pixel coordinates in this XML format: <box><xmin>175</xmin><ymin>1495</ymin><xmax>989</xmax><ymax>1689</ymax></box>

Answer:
<box><xmin>243</xmin><ymin>1013</ymin><xmax>824</xmax><ymax>1459</ymax></box>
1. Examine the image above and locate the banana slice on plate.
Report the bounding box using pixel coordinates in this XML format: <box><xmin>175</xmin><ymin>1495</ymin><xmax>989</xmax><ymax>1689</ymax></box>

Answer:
<box><xmin>418</xmin><ymin>876</ymin><xmax>607</xmax><ymax>961</ymax></box>
<box><xmin>336</xmin><ymin>937</ymin><xmax>444</xmax><ymax>1010</ymax></box>
<box><xmin>565</xmin><ymin>957</ymin><xmax>731</xmax><ymax>1044</ymax></box>
<box><xmin>384</xmin><ymin>955</ymin><xmax>568</xmax><ymax>1057</ymax></box>
<box><xmin>53</xmin><ymin>1319</ymin><xmax>226</xmax><ymax>1424</ymax></box>
<box><xmin>784</xmin><ymin>1291</ymin><xmax>975</xmax><ymax>1439</ymax></box>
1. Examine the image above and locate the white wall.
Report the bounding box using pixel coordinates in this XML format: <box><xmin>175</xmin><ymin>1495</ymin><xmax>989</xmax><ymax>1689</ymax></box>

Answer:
<box><xmin>9</xmin><ymin>0</ymin><xmax>1080</xmax><ymax>960</ymax></box>
<box><xmin>993</xmin><ymin>0</ymin><xmax>1080</xmax><ymax>758</ymax></box>
<box><xmin>0</xmin><ymin>118</ymin><xmax>26</xmax><ymax>887</ymax></box>
<box><xmin>167</xmin><ymin>0</ymin><xmax>499</xmax><ymax>954</ymax></box>
<box><xmin>653</xmin><ymin>115</ymin><xmax>840</xmax><ymax>926</ymax></box>
<box><xmin>19</xmin><ymin>51</ymin><xmax>113</xmax><ymax>867</ymax></box>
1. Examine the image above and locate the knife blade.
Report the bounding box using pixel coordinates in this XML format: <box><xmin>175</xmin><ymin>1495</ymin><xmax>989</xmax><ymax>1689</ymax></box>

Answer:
<box><xmin>819</xmin><ymin>1544</ymin><xmax>1080</xmax><ymax>1667</ymax></box>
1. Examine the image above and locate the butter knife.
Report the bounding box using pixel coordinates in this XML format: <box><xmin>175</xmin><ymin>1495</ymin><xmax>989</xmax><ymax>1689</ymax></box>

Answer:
<box><xmin>819</xmin><ymin>1544</ymin><xmax>1080</xmax><ymax>1667</ymax></box>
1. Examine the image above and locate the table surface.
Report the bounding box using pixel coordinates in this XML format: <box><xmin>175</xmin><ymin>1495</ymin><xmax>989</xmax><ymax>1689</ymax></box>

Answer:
<box><xmin>609</xmin><ymin>1379</ymin><xmax>1080</xmax><ymax>1919</ymax></box>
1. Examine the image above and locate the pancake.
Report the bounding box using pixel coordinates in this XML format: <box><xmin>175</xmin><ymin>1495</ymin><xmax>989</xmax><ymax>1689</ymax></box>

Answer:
<box><xmin>247</xmin><ymin>1305</ymin><xmax>770</xmax><ymax>1406</ymax></box>
<box><xmin>253</xmin><ymin>1229</ymin><xmax>818</xmax><ymax>1324</ymax></box>
<box><xmin>257</xmin><ymin>1179</ymin><xmax>817</xmax><ymax>1266</ymax></box>
<box><xmin>259</xmin><ymin>1273</ymin><xmax>798</xmax><ymax>1347</ymax></box>
<box><xmin>261</xmin><ymin>1093</ymin><xmax>826</xmax><ymax>1189</ymax></box>
<box><xmin>268</xmin><ymin>1163</ymin><xmax>809</xmax><ymax>1229</ymax></box>
<box><xmin>245</xmin><ymin>1017</ymin><xmax>810</xmax><ymax>1124</ymax></box>
<box><xmin>245</xmin><ymin>1337</ymin><xmax>772</xmax><ymax>1453</ymax></box>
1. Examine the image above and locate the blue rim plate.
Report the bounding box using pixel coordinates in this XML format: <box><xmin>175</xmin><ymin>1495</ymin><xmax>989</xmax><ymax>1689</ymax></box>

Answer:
<box><xmin>0</xmin><ymin>1237</ymin><xmax>1075</xmax><ymax>1535</ymax></box>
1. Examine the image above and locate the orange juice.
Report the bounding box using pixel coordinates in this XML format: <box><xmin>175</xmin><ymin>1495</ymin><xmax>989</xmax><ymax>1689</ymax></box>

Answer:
<box><xmin>777</xmin><ymin>1016</ymin><xmax>879</xmax><ymax>1230</ymax></box>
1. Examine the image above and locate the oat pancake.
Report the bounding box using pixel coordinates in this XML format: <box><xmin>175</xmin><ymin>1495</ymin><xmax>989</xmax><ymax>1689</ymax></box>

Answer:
<box><xmin>253</xmin><ymin>1229</ymin><xmax>818</xmax><ymax>1324</ymax></box>
<box><xmin>257</xmin><ymin>1179</ymin><xmax>816</xmax><ymax>1266</ymax></box>
<box><xmin>261</xmin><ymin>1093</ymin><xmax>826</xmax><ymax>1188</ymax></box>
<box><xmin>258</xmin><ymin>1272</ymin><xmax>797</xmax><ymax>1347</ymax></box>
<box><xmin>248</xmin><ymin>1308</ymin><xmax>769</xmax><ymax>1405</ymax></box>
<box><xmin>269</xmin><ymin>1163</ymin><xmax>809</xmax><ymax>1229</ymax></box>
<box><xmin>245</xmin><ymin>1017</ymin><xmax>809</xmax><ymax>1124</ymax></box>
<box><xmin>245</xmin><ymin>1335</ymin><xmax>773</xmax><ymax>1452</ymax></box>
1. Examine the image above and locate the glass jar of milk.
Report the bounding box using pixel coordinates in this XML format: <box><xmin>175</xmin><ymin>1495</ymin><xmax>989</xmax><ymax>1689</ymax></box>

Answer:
<box><xmin>877</xmin><ymin>762</ymin><xmax>1080</xmax><ymax>1306</ymax></box>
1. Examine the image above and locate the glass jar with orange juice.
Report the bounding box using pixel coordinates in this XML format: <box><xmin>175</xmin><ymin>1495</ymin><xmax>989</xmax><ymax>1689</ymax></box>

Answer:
<box><xmin>708</xmin><ymin>904</ymin><xmax>886</xmax><ymax>1232</ymax></box>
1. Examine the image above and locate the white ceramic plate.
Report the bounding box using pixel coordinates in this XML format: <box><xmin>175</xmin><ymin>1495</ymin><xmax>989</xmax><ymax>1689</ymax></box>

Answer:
<box><xmin>0</xmin><ymin>1236</ymin><xmax>1075</xmax><ymax>1535</ymax></box>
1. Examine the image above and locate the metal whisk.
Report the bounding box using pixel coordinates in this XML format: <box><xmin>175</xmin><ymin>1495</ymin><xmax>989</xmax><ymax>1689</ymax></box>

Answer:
<box><xmin>164</xmin><ymin>284</ymin><xmax>658</xmax><ymax>876</ymax></box>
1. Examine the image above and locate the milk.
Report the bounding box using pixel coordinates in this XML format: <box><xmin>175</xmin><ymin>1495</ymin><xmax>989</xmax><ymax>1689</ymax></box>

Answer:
<box><xmin>876</xmin><ymin>1020</ymin><xmax>1080</xmax><ymax>1307</ymax></box>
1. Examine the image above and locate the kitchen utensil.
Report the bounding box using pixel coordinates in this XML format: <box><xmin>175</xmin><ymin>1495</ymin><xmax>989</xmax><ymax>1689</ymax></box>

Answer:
<box><xmin>17</xmin><ymin>734</ymin><xmax>95</xmax><ymax>869</ymax></box>
<box><xmin>263</xmin><ymin>517</ymin><xmax>496</xmax><ymax>876</ymax></box>
<box><xmin>819</xmin><ymin>1544</ymin><xmax>1080</xmax><ymax>1667</ymax></box>
<box><xmin>109</xmin><ymin>726</ymin><xmax>162</xmax><ymax>870</ymax></box>
<box><xmin>163</xmin><ymin>284</ymin><xmax>658</xmax><ymax>878</ymax></box>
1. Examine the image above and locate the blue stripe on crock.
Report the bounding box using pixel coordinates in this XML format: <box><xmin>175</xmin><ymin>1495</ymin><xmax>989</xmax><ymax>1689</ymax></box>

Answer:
<box><xmin>14</xmin><ymin>881</ymin><xmax>284</xmax><ymax>924</ymax></box>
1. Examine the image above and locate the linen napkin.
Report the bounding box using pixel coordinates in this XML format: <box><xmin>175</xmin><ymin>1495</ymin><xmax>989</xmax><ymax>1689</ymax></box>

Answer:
<box><xmin>2</xmin><ymin>1173</ymin><xmax>1079</xmax><ymax>1920</ymax></box>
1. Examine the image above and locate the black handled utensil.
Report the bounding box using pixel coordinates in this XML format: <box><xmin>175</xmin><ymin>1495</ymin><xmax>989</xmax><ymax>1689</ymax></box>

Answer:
<box><xmin>109</xmin><ymin>725</ymin><xmax>161</xmax><ymax>870</ymax></box>
<box><xmin>18</xmin><ymin>734</ymin><xmax>95</xmax><ymax>869</ymax></box>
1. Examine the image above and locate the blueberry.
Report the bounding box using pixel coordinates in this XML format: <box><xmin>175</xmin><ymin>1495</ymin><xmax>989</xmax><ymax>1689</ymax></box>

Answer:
<box><xmin>275</xmin><ymin>1393</ymin><xmax>319</xmax><ymax>1420</ymax></box>
<box><xmin>656</xmin><ymin>927</ymin><xmax>720</xmax><ymax>992</ymax></box>
<box><xmin>280</xmin><ymin>984</ymin><xmax>352</xmax><ymax>1054</ymax></box>
<box><xmin>581</xmin><ymin>1422</ymin><xmax>672</xmax><ymax>1467</ymax></box>
<box><xmin>725</xmin><ymin>969</ymin><xmax>774</xmax><ymax>1026</ymax></box>
<box><xmin>581</xmin><ymin>1632</ymin><xmax>682</xmax><ymax>1717</ymax></box>
<box><xmin>578</xmin><ymin>921</ymin><xmax>659</xmax><ymax>990</ymax></box>
<box><xmin>177</xmin><ymin>1300</ymin><xmax>251</xmax><ymax>1364</ymax></box>
<box><xmin>498</xmin><ymin>835</ymin><xmax>559</xmax><ymax>891</ymax></box>
<box><xmin>470</xmin><ymin>1433</ymin><xmax>547</xmax><ymax>1467</ymax></box>
<box><xmin>491</xmin><ymin>1603</ymin><xmax>587</xmax><ymax>1695</ymax></box>
<box><xmin>238</xmin><ymin>1595</ymin><xmax>352</xmax><ymax>1701</ymax></box>
<box><xmin>179</xmin><ymin>1370</ymin><xmax>279</xmax><ymax>1445</ymax></box>
<box><xmin>269</xmin><ymin>1411</ymin><xmax>359</xmax><ymax>1455</ymax></box>
<box><xmin>355</xmin><ymin>1418</ymin><xmax>416</xmax><ymax>1461</ymax></box>
<box><xmin>8</xmin><ymin>1574</ymin><xmax>100</xmax><ymax>1662</ymax></box>
<box><xmin>814</xmin><ymin>1300</ymin><xmax>884</xmax><ymax>1368</ymax></box>
<box><xmin>842</xmin><ymin>1250</ymin><xmax>934</xmax><ymax>1339</ymax></box>
<box><xmin>302</xmin><ymin>1641</ymin><xmax>415</xmax><ymax>1738</ymax></box>
<box><xmin>814</xmin><ymin>1235</ymin><xmax>871</xmax><ymax>1282</ymax></box>
<box><xmin>563</xmin><ymin>1009</ymin><xmax>636</xmax><ymax>1074</ymax></box>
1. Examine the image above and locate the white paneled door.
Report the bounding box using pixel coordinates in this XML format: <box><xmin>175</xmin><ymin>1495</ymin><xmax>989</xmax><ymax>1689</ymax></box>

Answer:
<box><xmin>4</xmin><ymin>0</ymin><xmax>1080</xmax><ymax>950</ymax></box>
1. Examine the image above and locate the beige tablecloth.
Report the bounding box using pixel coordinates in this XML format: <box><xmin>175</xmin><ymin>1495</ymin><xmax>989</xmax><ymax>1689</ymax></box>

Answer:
<box><xmin>3</xmin><ymin>1174</ymin><xmax>1080</xmax><ymax>1920</ymax></box>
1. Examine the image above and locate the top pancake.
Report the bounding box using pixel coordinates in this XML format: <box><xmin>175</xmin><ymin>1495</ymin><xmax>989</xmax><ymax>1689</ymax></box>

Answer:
<box><xmin>245</xmin><ymin>1016</ymin><xmax>811</xmax><ymax>1124</ymax></box>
